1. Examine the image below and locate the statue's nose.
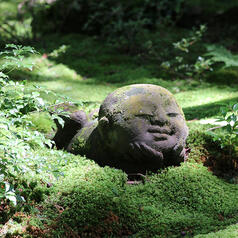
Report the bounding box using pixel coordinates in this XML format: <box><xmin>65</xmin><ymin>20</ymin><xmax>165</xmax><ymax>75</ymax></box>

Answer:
<box><xmin>151</xmin><ymin>111</ymin><xmax>169</xmax><ymax>126</ymax></box>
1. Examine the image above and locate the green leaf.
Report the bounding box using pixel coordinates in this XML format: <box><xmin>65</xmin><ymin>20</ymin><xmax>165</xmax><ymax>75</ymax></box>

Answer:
<box><xmin>51</xmin><ymin>114</ymin><xmax>65</xmax><ymax>128</ymax></box>
<box><xmin>226</xmin><ymin>125</ymin><xmax>232</xmax><ymax>133</ymax></box>
<box><xmin>5</xmin><ymin>182</ymin><xmax>10</xmax><ymax>192</ymax></box>
<box><xmin>0</xmin><ymin>72</ymin><xmax>9</xmax><ymax>79</ymax></box>
<box><xmin>5</xmin><ymin>44</ymin><xmax>19</xmax><ymax>50</ymax></box>
<box><xmin>6</xmin><ymin>193</ymin><xmax>17</xmax><ymax>206</ymax></box>
<box><xmin>205</xmin><ymin>44</ymin><xmax>238</xmax><ymax>68</ymax></box>
<box><xmin>233</xmin><ymin>103</ymin><xmax>238</xmax><ymax>111</ymax></box>
<box><xmin>32</xmin><ymin>92</ymin><xmax>40</xmax><ymax>98</ymax></box>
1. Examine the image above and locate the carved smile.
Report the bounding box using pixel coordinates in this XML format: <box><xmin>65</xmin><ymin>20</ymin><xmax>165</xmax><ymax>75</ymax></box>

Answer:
<box><xmin>152</xmin><ymin>133</ymin><xmax>168</xmax><ymax>141</ymax></box>
<box><xmin>147</xmin><ymin>126</ymin><xmax>173</xmax><ymax>141</ymax></box>
<box><xmin>148</xmin><ymin>126</ymin><xmax>171</xmax><ymax>134</ymax></box>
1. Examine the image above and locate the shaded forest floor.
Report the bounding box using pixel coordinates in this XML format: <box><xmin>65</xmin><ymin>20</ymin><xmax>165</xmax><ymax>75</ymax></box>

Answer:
<box><xmin>1</xmin><ymin>7</ymin><xmax>238</xmax><ymax>237</ymax></box>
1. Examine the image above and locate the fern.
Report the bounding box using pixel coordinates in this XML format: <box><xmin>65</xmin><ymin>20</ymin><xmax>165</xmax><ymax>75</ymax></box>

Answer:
<box><xmin>205</xmin><ymin>44</ymin><xmax>238</xmax><ymax>68</ymax></box>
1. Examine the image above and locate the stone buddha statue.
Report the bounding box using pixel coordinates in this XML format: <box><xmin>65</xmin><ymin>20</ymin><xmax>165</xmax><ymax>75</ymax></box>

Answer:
<box><xmin>53</xmin><ymin>84</ymin><xmax>189</xmax><ymax>173</ymax></box>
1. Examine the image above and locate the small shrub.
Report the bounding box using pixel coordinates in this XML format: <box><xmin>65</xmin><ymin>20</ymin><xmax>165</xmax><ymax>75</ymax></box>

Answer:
<box><xmin>161</xmin><ymin>25</ymin><xmax>212</xmax><ymax>79</ymax></box>
<box><xmin>207</xmin><ymin>103</ymin><xmax>238</xmax><ymax>166</ymax></box>
<box><xmin>0</xmin><ymin>44</ymin><xmax>69</xmax><ymax>207</ymax></box>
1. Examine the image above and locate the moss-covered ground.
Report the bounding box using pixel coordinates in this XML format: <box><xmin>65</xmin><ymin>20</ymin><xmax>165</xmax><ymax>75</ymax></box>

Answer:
<box><xmin>1</xmin><ymin>2</ymin><xmax>238</xmax><ymax>236</ymax></box>
<box><xmin>0</xmin><ymin>33</ymin><xmax>236</xmax><ymax>237</ymax></box>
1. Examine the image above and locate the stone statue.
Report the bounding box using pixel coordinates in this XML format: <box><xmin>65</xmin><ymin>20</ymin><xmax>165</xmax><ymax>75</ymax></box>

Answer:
<box><xmin>53</xmin><ymin>84</ymin><xmax>189</xmax><ymax>173</ymax></box>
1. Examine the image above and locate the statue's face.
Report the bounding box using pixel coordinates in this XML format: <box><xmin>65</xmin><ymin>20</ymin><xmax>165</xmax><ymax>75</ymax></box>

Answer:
<box><xmin>98</xmin><ymin>84</ymin><xmax>188</xmax><ymax>169</ymax></box>
<box><xmin>124</xmin><ymin>94</ymin><xmax>187</xmax><ymax>161</ymax></box>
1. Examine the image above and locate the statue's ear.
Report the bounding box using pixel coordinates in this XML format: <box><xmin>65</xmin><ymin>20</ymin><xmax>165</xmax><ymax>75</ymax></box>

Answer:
<box><xmin>98</xmin><ymin>116</ymin><xmax>109</xmax><ymax>139</ymax></box>
<box><xmin>98</xmin><ymin>116</ymin><xmax>109</xmax><ymax>128</ymax></box>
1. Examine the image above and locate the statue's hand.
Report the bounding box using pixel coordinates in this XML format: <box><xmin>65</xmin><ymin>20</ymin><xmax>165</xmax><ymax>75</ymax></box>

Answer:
<box><xmin>128</xmin><ymin>142</ymin><xmax>164</xmax><ymax>164</ymax></box>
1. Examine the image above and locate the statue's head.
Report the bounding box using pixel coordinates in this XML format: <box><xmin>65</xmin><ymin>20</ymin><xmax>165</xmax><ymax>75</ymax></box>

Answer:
<box><xmin>97</xmin><ymin>84</ymin><xmax>188</xmax><ymax>172</ymax></box>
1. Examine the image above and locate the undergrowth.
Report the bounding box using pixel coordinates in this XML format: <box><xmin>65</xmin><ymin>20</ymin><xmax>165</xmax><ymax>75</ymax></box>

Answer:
<box><xmin>10</xmin><ymin>156</ymin><xmax>238</xmax><ymax>238</ymax></box>
<box><xmin>1</xmin><ymin>122</ymin><xmax>237</xmax><ymax>237</ymax></box>
<box><xmin>0</xmin><ymin>6</ymin><xmax>238</xmax><ymax>236</ymax></box>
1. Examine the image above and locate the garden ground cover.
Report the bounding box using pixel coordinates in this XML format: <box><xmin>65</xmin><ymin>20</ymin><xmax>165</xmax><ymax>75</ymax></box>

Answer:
<box><xmin>1</xmin><ymin>32</ymin><xmax>238</xmax><ymax>237</ymax></box>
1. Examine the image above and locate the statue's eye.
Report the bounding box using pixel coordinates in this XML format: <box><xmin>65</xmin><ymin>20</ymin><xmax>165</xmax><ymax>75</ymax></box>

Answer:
<box><xmin>167</xmin><ymin>113</ymin><xmax>179</xmax><ymax>117</ymax></box>
<box><xmin>135</xmin><ymin>114</ymin><xmax>153</xmax><ymax>119</ymax></box>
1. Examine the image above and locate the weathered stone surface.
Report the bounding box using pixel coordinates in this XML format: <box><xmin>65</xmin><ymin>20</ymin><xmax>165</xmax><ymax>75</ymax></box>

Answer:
<box><xmin>51</xmin><ymin>103</ymin><xmax>88</xmax><ymax>150</ymax></box>
<box><xmin>54</xmin><ymin>84</ymin><xmax>189</xmax><ymax>173</ymax></box>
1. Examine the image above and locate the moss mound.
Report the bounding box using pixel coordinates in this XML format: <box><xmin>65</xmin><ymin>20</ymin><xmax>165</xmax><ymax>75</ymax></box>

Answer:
<box><xmin>28</xmin><ymin>158</ymin><xmax>238</xmax><ymax>237</ymax></box>
<box><xmin>195</xmin><ymin>224</ymin><xmax>238</xmax><ymax>238</ymax></box>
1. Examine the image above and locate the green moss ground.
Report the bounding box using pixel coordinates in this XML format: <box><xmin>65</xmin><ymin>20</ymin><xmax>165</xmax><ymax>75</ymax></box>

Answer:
<box><xmin>1</xmin><ymin>31</ymin><xmax>238</xmax><ymax>237</ymax></box>
<box><xmin>195</xmin><ymin>224</ymin><xmax>238</xmax><ymax>238</ymax></box>
<box><xmin>3</xmin><ymin>139</ymin><xmax>238</xmax><ymax>237</ymax></box>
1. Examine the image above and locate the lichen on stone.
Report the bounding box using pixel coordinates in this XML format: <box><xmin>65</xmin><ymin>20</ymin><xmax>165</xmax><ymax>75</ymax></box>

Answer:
<box><xmin>54</xmin><ymin>84</ymin><xmax>189</xmax><ymax>174</ymax></box>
